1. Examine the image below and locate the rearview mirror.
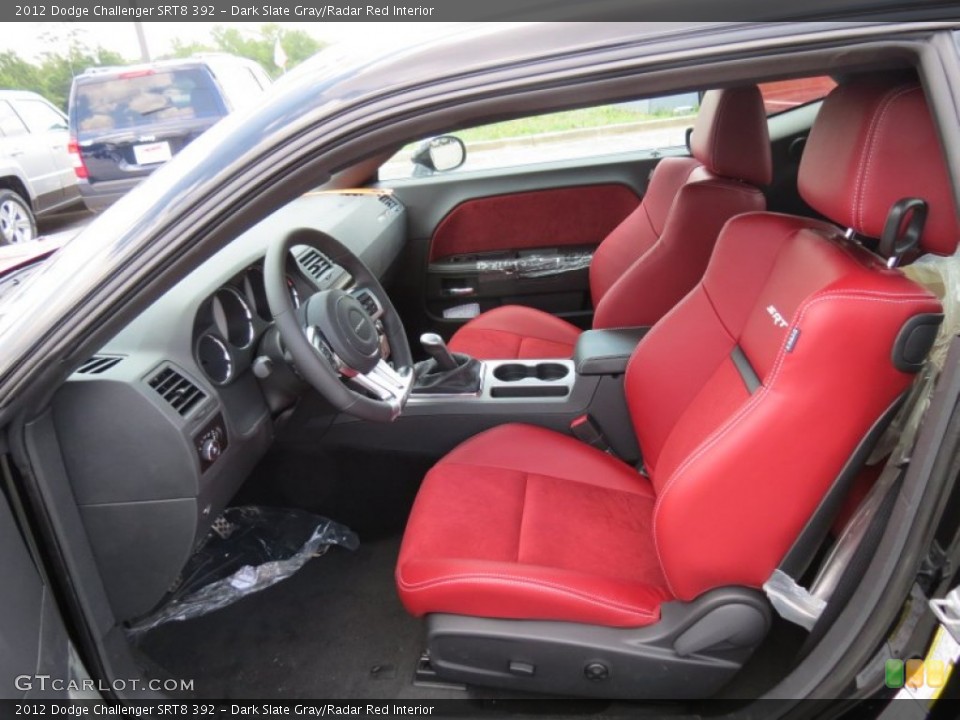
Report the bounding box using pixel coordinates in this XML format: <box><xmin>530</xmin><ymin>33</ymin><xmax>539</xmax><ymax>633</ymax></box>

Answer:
<box><xmin>411</xmin><ymin>135</ymin><xmax>466</xmax><ymax>175</ymax></box>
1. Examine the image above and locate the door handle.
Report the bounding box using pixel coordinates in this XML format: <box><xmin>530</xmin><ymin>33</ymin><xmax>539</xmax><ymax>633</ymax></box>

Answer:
<box><xmin>446</xmin><ymin>287</ymin><xmax>476</xmax><ymax>297</ymax></box>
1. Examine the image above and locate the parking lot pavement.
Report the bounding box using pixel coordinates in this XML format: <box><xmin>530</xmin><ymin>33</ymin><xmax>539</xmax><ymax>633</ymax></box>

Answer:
<box><xmin>37</xmin><ymin>207</ymin><xmax>95</xmax><ymax>244</ymax></box>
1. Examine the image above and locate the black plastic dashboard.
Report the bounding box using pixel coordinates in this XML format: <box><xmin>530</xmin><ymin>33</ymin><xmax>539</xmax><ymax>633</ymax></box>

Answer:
<box><xmin>50</xmin><ymin>190</ymin><xmax>405</xmax><ymax>621</ymax></box>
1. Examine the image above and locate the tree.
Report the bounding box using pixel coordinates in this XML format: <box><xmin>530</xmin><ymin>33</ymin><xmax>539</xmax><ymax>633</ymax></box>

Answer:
<box><xmin>0</xmin><ymin>45</ymin><xmax>126</xmax><ymax>111</ymax></box>
<box><xmin>169</xmin><ymin>24</ymin><xmax>324</xmax><ymax>78</ymax></box>
<box><xmin>0</xmin><ymin>24</ymin><xmax>324</xmax><ymax>112</ymax></box>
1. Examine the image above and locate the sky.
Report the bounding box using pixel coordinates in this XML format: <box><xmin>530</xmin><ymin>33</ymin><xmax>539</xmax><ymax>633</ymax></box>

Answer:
<box><xmin>0</xmin><ymin>21</ymin><xmax>463</xmax><ymax>62</ymax></box>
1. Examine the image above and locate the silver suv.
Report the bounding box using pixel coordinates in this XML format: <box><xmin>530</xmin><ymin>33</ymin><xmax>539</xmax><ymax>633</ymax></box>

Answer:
<box><xmin>0</xmin><ymin>90</ymin><xmax>81</xmax><ymax>245</ymax></box>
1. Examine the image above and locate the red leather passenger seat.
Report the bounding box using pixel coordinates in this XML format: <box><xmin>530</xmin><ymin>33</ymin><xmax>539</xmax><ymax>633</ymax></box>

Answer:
<box><xmin>446</xmin><ymin>85</ymin><xmax>772</xmax><ymax>360</ymax></box>
<box><xmin>397</xmin><ymin>77</ymin><xmax>956</xmax><ymax>630</ymax></box>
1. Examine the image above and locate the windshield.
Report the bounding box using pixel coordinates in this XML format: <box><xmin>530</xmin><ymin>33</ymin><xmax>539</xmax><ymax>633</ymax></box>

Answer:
<box><xmin>74</xmin><ymin>67</ymin><xmax>224</xmax><ymax>135</ymax></box>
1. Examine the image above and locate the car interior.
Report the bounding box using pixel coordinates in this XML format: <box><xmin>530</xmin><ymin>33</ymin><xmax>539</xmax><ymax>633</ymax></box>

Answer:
<box><xmin>12</xmin><ymin>36</ymin><xmax>960</xmax><ymax>707</ymax></box>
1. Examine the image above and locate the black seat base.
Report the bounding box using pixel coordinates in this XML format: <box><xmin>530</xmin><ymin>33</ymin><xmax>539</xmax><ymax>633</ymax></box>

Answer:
<box><xmin>425</xmin><ymin>588</ymin><xmax>772</xmax><ymax>699</ymax></box>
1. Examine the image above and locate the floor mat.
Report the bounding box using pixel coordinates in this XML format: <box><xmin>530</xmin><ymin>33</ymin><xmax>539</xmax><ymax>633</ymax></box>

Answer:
<box><xmin>137</xmin><ymin>536</ymin><xmax>464</xmax><ymax>699</ymax></box>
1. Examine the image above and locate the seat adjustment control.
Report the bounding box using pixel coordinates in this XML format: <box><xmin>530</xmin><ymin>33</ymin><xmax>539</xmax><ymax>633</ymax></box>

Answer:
<box><xmin>508</xmin><ymin>660</ymin><xmax>536</xmax><ymax>677</ymax></box>
<box><xmin>584</xmin><ymin>662</ymin><xmax>610</xmax><ymax>681</ymax></box>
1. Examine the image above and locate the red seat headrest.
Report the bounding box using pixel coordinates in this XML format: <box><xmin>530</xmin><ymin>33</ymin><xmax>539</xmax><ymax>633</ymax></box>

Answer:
<box><xmin>799</xmin><ymin>78</ymin><xmax>959</xmax><ymax>256</ymax></box>
<box><xmin>690</xmin><ymin>85</ymin><xmax>772</xmax><ymax>187</ymax></box>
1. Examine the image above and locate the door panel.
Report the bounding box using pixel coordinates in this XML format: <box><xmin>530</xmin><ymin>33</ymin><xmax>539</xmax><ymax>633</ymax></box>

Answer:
<box><xmin>0</xmin><ymin>460</ymin><xmax>70</xmax><ymax>699</ymax></box>
<box><xmin>382</xmin><ymin>149</ymin><xmax>681</xmax><ymax>342</ymax></box>
<box><xmin>428</xmin><ymin>184</ymin><xmax>639</xmax><ymax>261</ymax></box>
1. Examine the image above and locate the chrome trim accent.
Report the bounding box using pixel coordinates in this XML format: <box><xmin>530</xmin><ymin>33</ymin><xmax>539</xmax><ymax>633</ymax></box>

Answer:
<box><xmin>408</xmin><ymin>359</ymin><xmax>578</xmax><ymax>405</ymax></box>
<box><xmin>213</xmin><ymin>285</ymin><xmax>255</xmax><ymax>349</ymax></box>
<box><xmin>305</xmin><ymin>325</ymin><xmax>344</xmax><ymax>371</ymax></box>
<box><xmin>286</xmin><ymin>276</ymin><xmax>302</xmax><ymax>309</ymax></box>
<box><xmin>196</xmin><ymin>333</ymin><xmax>233</xmax><ymax>385</ymax></box>
<box><xmin>347</xmin><ymin>360</ymin><xmax>414</xmax><ymax>420</ymax></box>
<box><xmin>408</xmin><ymin>361</ymin><xmax>486</xmax><ymax>403</ymax></box>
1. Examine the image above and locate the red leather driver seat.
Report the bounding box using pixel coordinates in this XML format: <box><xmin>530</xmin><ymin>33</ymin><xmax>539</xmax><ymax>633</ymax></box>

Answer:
<box><xmin>446</xmin><ymin>85</ymin><xmax>772</xmax><ymax>360</ymax></box>
<box><xmin>396</xmin><ymin>77</ymin><xmax>957</xmax><ymax>697</ymax></box>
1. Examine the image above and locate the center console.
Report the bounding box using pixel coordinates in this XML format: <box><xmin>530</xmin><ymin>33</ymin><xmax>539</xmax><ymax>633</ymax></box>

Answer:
<box><xmin>328</xmin><ymin>326</ymin><xmax>652</xmax><ymax>462</ymax></box>
<box><xmin>487</xmin><ymin>360</ymin><xmax>572</xmax><ymax>397</ymax></box>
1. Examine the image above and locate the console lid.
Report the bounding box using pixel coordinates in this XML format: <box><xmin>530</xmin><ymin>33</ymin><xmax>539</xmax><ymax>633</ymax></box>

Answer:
<box><xmin>574</xmin><ymin>327</ymin><xmax>650</xmax><ymax>376</ymax></box>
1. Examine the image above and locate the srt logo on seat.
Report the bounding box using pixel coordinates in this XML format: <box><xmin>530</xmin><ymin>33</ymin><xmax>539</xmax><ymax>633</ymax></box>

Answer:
<box><xmin>766</xmin><ymin>305</ymin><xmax>789</xmax><ymax>329</ymax></box>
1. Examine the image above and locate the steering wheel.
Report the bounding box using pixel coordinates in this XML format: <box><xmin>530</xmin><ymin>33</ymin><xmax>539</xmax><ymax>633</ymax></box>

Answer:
<box><xmin>264</xmin><ymin>228</ymin><xmax>414</xmax><ymax>422</ymax></box>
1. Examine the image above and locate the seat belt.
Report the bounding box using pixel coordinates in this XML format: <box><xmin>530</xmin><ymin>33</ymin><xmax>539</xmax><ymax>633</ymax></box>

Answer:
<box><xmin>764</xmin><ymin>367</ymin><xmax>936</xmax><ymax>630</ymax></box>
<box><xmin>763</xmin><ymin>203</ymin><xmax>958</xmax><ymax>630</ymax></box>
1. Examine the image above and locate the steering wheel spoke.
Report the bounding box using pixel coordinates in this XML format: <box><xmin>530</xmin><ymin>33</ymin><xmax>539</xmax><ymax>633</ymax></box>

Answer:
<box><xmin>266</xmin><ymin>229</ymin><xmax>413</xmax><ymax>423</ymax></box>
<box><xmin>346</xmin><ymin>360</ymin><xmax>414</xmax><ymax>418</ymax></box>
<box><xmin>350</xmin><ymin>286</ymin><xmax>385</xmax><ymax>320</ymax></box>
<box><xmin>349</xmin><ymin>286</ymin><xmax>391</xmax><ymax>358</ymax></box>
<box><xmin>304</xmin><ymin>325</ymin><xmax>342</xmax><ymax>371</ymax></box>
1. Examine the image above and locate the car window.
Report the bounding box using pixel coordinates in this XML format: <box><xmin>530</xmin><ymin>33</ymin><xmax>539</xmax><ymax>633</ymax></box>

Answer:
<box><xmin>759</xmin><ymin>76</ymin><xmax>836</xmax><ymax>116</ymax></box>
<box><xmin>379</xmin><ymin>92</ymin><xmax>700</xmax><ymax>181</ymax></box>
<box><xmin>11</xmin><ymin>99</ymin><xmax>67</xmax><ymax>134</ymax></box>
<box><xmin>73</xmin><ymin>68</ymin><xmax>225</xmax><ymax>135</ymax></box>
<box><xmin>210</xmin><ymin>64</ymin><xmax>267</xmax><ymax>112</ymax></box>
<box><xmin>0</xmin><ymin>101</ymin><xmax>29</xmax><ymax>138</ymax></box>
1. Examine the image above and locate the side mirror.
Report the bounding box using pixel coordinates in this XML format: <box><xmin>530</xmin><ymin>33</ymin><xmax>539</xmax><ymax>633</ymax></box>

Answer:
<box><xmin>411</xmin><ymin>135</ymin><xmax>466</xmax><ymax>175</ymax></box>
<box><xmin>685</xmin><ymin>126</ymin><xmax>694</xmax><ymax>153</ymax></box>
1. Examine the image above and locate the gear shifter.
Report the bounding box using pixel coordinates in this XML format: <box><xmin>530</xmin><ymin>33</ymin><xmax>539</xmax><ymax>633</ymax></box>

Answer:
<box><xmin>413</xmin><ymin>333</ymin><xmax>482</xmax><ymax>395</ymax></box>
<box><xmin>420</xmin><ymin>333</ymin><xmax>459</xmax><ymax>372</ymax></box>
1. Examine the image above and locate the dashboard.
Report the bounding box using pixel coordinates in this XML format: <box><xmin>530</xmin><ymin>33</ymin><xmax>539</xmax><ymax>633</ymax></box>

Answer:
<box><xmin>192</xmin><ymin>255</ymin><xmax>336</xmax><ymax>387</ymax></box>
<box><xmin>50</xmin><ymin>189</ymin><xmax>405</xmax><ymax>621</ymax></box>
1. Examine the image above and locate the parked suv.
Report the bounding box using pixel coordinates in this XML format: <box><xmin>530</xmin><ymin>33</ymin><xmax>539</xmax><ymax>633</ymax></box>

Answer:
<box><xmin>67</xmin><ymin>54</ymin><xmax>272</xmax><ymax>212</ymax></box>
<box><xmin>0</xmin><ymin>90</ymin><xmax>80</xmax><ymax>245</ymax></box>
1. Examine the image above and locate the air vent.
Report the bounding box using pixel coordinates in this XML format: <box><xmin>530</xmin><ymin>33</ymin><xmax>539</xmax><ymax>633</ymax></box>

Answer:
<box><xmin>76</xmin><ymin>355</ymin><xmax>123</xmax><ymax>375</ymax></box>
<box><xmin>148</xmin><ymin>367</ymin><xmax>206</xmax><ymax>416</ymax></box>
<box><xmin>297</xmin><ymin>249</ymin><xmax>333</xmax><ymax>282</ymax></box>
<box><xmin>378</xmin><ymin>194</ymin><xmax>401</xmax><ymax>212</ymax></box>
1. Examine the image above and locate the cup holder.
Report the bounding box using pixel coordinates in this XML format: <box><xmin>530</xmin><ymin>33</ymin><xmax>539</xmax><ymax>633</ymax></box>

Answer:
<box><xmin>537</xmin><ymin>363</ymin><xmax>569</xmax><ymax>381</ymax></box>
<box><xmin>493</xmin><ymin>362</ymin><xmax>570</xmax><ymax>383</ymax></box>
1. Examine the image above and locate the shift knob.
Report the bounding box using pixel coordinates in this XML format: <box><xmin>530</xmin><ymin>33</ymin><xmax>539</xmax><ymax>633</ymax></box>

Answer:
<box><xmin>420</xmin><ymin>333</ymin><xmax>459</xmax><ymax>372</ymax></box>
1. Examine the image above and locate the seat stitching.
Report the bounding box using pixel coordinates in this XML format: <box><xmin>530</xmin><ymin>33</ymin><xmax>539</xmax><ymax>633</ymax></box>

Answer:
<box><xmin>859</xmin><ymin>86</ymin><xmax>921</xmax><ymax>230</ymax></box>
<box><xmin>516</xmin><ymin>473</ymin><xmax>529</xmax><ymax>564</ymax></box>
<box><xmin>710</xmin><ymin>89</ymin><xmax>730</xmax><ymax>173</ymax></box>
<box><xmin>438</xmin><ymin>460</ymin><xmax>655</xmax><ymax>498</ymax></box>
<box><xmin>396</xmin><ymin>571</ymin><xmax>660</xmax><ymax>617</ymax></box>
<box><xmin>460</xmin><ymin>327</ymin><xmax>523</xmax><ymax>354</ymax></box>
<box><xmin>652</xmin><ymin>290</ymin><xmax>936</xmax><ymax>597</ymax></box>
<box><xmin>467</xmin><ymin>324</ymin><xmax>578</xmax><ymax>347</ymax></box>
<box><xmin>659</xmin><ymin>162</ymin><xmax>706</xmax><ymax>226</ymax></box>
<box><xmin>660</xmin><ymin>290</ymin><xmax>933</xmax><ymax>489</ymax></box>
<box><xmin>690</xmin><ymin>180</ymin><xmax>765</xmax><ymax>198</ymax></box>
<box><xmin>854</xmin><ymin>86</ymin><xmax>916</xmax><ymax>230</ymax></box>
<box><xmin>639</xmin><ymin>199</ymin><xmax>660</xmax><ymax>239</ymax></box>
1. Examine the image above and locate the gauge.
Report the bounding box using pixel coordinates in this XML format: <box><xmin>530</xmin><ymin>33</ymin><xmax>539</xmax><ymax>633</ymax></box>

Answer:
<box><xmin>241</xmin><ymin>268</ymin><xmax>301</xmax><ymax>320</ymax></box>
<box><xmin>197</xmin><ymin>334</ymin><xmax>233</xmax><ymax>385</ymax></box>
<box><xmin>211</xmin><ymin>286</ymin><xmax>255</xmax><ymax>348</ymax></box>
<box><xmin>244</xmin><ymin>268</ymin><xmax>272</xmax><ymax>322</ymax></box>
